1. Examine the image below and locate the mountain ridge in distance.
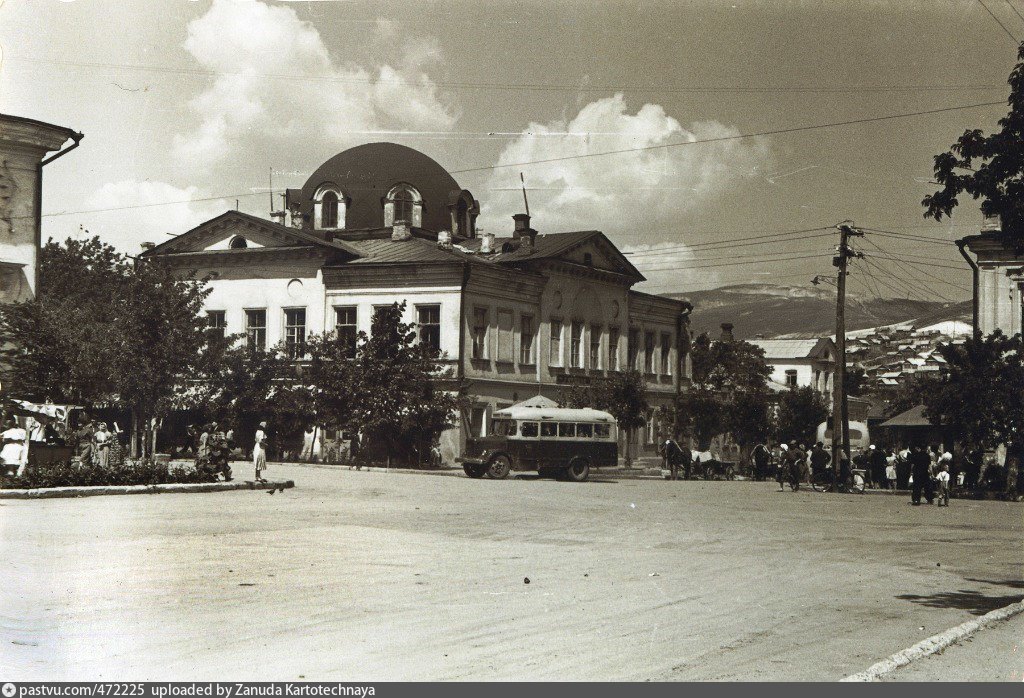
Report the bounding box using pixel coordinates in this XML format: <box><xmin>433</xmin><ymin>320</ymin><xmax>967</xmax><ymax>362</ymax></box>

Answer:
<box><xmin>665</xmin><ymin>283</ymin><xmax>971</xmax><ymax>339</ymax></box>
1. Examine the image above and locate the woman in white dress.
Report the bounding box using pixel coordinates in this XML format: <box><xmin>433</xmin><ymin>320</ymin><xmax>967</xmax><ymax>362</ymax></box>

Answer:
<box><xmin>1</xmin><ymin>417</ymin><xmax>28</xmax><ymax>477</ymax></box>
<box><xmin>253</xmin><ymin>421</ymin><xmax>268</xmax><ymax>483</ymax></box>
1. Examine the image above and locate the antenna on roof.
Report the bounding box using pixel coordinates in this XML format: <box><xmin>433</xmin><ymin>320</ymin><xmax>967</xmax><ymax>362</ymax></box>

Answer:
<box><xmin>520</xmin><ymin>172</ymin><xmax>530</xmax><ymax>217</ymax></box>
<box><xmin>269</xmin><ymin>166</ymin><xmax>274</xmax><ymax>215</ymax></box>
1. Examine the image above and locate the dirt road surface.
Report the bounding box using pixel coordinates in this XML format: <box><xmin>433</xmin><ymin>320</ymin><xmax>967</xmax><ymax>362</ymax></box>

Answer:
<box><xmin>2</xmin><ymin>466</ymin><xmax>1021</xmax><ymax>681</ymax></box>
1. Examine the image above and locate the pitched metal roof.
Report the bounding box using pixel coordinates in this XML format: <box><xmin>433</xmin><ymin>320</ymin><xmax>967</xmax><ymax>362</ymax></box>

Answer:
<box><xmin>878</xmin><ymin>404</ymin><xmax>936</xmax><ymax>428</ymax></box>
<box><xmin>746</xmin><ymin>337</ymin><xmax>834</xmax><ymax>360</ymax></box>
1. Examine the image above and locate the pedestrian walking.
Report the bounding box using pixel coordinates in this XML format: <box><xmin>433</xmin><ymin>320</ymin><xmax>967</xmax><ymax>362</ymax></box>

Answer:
<box><xmin>776</xmin><ymin>443</ymin><xmax>789</xmax><ymax>491</ymax></box>
<box><xmin>809</xmin><ymin>442</ymin><xmax>830</xmax><ymax>483</ymax></box>
<box><xmin>254</xmin><ymin>421</ymin><xmax>268</xmax><ymax>483</ymax></box>
<box><xmin>869</xmin><ymin>445</ymin><xmax>887</xmax><ymax>489</ymax></box>
<box><xmin>1</xmin><ymin>417</ymin><xmax>27</xmax><ymax>478</ymax></box>
<box><xmin>752</xmin><ymin>442</ymin><xmax>771</xmax><ymax>481</ymax></box>
<box><xmin>786</xmin><ymin>441</ymin><xmax>804</xmax><ymax>491</ymax></box>
<box><xmin>885</xmin><ymin>452</ymin><xmax>898</xmax><ymax>491</ymax></box>
<box><xmin>936</xmin><ymin>462</ymin><xmax>951</xmax><ymax>507</ymax></box>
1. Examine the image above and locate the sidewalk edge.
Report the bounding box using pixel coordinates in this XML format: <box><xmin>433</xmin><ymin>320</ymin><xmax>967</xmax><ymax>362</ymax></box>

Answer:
<box><xmin>841</xmin><ymin>597</ymin><xmax>1024</xmax><ymax>681</ymax></box>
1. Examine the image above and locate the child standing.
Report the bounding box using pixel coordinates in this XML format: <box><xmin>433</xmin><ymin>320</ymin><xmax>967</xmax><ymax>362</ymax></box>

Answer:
<box><xmin>886</xmin><ymin>455</ymin><xmax>898</xmax><ymax>491</ymax></box>
<box><xmin>937</xmin><ymin>463</ymin><xmax>951</xmax><ymax>507</ymax></box>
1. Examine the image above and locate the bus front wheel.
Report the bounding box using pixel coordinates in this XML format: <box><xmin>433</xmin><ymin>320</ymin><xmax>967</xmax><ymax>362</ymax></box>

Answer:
<box><xmin>487</xmin><ymin>455</ymin><xmax>512</xmax><ymax>480</ymax></box>
<box><xmin>565</xmin><ymin>457</ymin><xmax>590</xmax><ymax>483</ymax></box>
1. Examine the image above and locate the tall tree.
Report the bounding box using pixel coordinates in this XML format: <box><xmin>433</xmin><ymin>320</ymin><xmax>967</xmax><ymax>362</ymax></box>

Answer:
<box><xmin>349</xmin><ymin>302</ymin><xmax>463</xmax><ymax>465</ymax></box>
<box><xmin>559</xmin><ymin>370</ymin><xmax>649</xmax><ymax>464</ymax></box>
<box><xmin>923</xmin><ymin>43</ymin><xmax>1024</xmax><ymax>249</ymax></box>
<box><xmin>776</xmin><ymin>386</ymin><xmax>829</xmax><ymax>445</ymax></box>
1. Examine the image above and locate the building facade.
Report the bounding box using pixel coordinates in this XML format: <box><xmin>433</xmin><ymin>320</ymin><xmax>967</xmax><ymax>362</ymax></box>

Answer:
<box><xmin>959</xmin><ymin>215</ymin><xmax>1024</xmax><ymax>337</ymax></box>
<box><xmin>746</xmin><ymin>337</ymin><xmax>836</xmax><ymax>395</ymax></box>
<box><xmin>143</xmin><ymin>143</ymin><xmax>691</xmax><ymax>463</ymax></box>
<box><xmin>0</xmin><ymin>113</ymin><xmax>81</xmax><ymax>302</ymax></box>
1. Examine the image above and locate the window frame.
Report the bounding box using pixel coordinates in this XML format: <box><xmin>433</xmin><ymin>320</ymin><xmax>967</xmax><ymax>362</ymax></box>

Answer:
<box><xmin>660</xmin><ymin>331</ymin><xmax>672</xmax><ymax>375</ymax></box>
<box><xmin>549</xmin><ymin>318</ymin><xmax>564</xmax><ymax>368</ymax></box>
<box><xmin>608</xmin><ymin>327</ymin><xmax>620</xmax><ymax>372</ymax></box>
<box><xmin>206</xmin><ymin>310</ymin><xmax>227</xmax><ymax>342</ymax></box>
<box><xmin>244</xmin><ymin>308</ymin><xmax>267</xmax><ymax>351</ymax></box>
<box><xmin>416</xmin><ymin>304</ymin><xmax>442</xmax><ymax>355</ymax></box>
<box><xmin>569</xmin><ymin>321</ymin><xmax>584</xmax><ymax>369</ymax></box>
<box><xmin>519</xmin><ymin>314</ymin><xmax>535</xmax><ymax>365</ymax></box>
<box><xmin>643</xmin><ymin>330</ymin><xmax>655</xmax><ymax>374</ymax></box>
<box><xmin>589</xmin><ymin>324</ymin><xmax>602</xmax><ymax>370</ymax></box>
<box><xmin>471</xmin><ymin>306</ymin><xmax>489</xmax><ymax>360</ymax></box>
<box><xmin>283</xmin><ymin>307</ymin><xmax>307</xmax><ymax>360</ymax></box>
<box><xmin>334</xmin><ymin>305</ymin><xmax>358</xmax><ymax>358</ymax></box>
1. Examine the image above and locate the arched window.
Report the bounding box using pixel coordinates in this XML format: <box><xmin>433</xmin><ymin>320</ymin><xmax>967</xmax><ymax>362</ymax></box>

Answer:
<box><xmin>384</xmin><ymin>184</ymin><xmax>422</xmax><ymax>227</ymax></box>
<box><xmin>229</xmin><ymin>236</ymin><xmax>248</xmax><ymax>249</ymax></box>
<box><xmin>314</xmin><ymin>184</ymin><xmax>345</xmax><ymax>230</ymax></box>
<box><xmin>322</xmin><ymin>191</ymin><xmax>339</xmax><ymax>229</ymax></box>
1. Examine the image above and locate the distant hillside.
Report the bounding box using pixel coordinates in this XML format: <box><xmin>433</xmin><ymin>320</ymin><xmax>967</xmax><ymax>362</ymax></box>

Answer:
<box><xmin>665</xmin><ymin>283</ymin><xmax>971</xmax><ymax>339</ymax></box>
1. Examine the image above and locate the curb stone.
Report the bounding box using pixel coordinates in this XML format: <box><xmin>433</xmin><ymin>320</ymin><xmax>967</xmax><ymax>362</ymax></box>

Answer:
<box><xmin>841</xmin><ymin>598</ymin><xmax>1024</xmax><ymax>681</ymax></box>
<box><xmin>0</xmin><ymin>479</ymin><xmax>295</xmax><ymax>500</ymax></box>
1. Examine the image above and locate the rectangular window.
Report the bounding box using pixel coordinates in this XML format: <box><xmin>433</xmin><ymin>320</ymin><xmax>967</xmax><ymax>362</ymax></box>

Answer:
<box><xmin>558</xmin><ymin>422</ymin><xmax>576</xmax><ymax>438</ymax></box>
<box><xmin>644</xmin><ymin>331</ymin><xmax>655</xmax><ymax>373</ymax></box>
<box><xmin>590</xmin><ymin>324</ymin><xmax>602</xmax><ymax>370</ymax></box>
<box><xmin>417</xmin><ymin>304</ymin><xmax>441</xmax><ymax>354</ymax></box>
<box><xmin>335</xmin><ymin>306</ymin><xmax>357</xmax><ymax>358</ymax></box>
<box><xmin>284</xmin><ymin>308</ymin><xmax>306</xmax><ymax>359</ymax></box>
<box><xmin>472</xmin><ymin>307</ymin><xmax>488</xmax><ymax>360</ymax></box>
<box><xmin>577</xmin><ymin>423</ymin><xmax>593</xmax><ymax>438</ymax></box>
<box><xmin>628</xmin><ymin>328</ymin><xmax>640</xmax><ymax>370</ymax></box>
<box><xmin>244</xmin><ymin>309</ymin><xmax>266</xmax><ymax>351</ymax></box>
<box><xmin>570</xmin><ymin>321</ymin><xmax>584</xmax><ymax>368</ymax></box>
<box><xmin>206</xmin><ymin>311</ymin><xmax>226</xmax><ymax>341</ymax></box>
<box><xmin>496</xmin><ymin>309</ymin><xmax>514</xmax><ymax>363</ymax></box>
<box><xmin>660</xmin><ymin>332</ymin><xmax>672</xmax><ymax>375</ymax></box>
<box><xmin>608</xmin><ymin>327</ymin><xmax>620</xmax><ymax>371</ymax></box>
<box><xmin>541</xmin><ymin>422</ymin><xmax>558</xmax><ymax>438</ymax></box>
<box><xmin>785</xmin><ymin>369</ymin><xmax>798</xmax><ymax>387</ymax></box>
<box><xmin>549</xmin><ymin>320</ymin><xmax>563</xmax><ymax>367</ymax></box>
<box><xmin>521</xmin><ymin>422</ymin><xmax>539</xmax><ymax>438</ymax></box>
<box><xmin>595</xmin><ymin>423</ymin><xmax>611</xmax><ymax>439</ymax></box>
<box><xmin>520</xmin><ymin>315</ymin><xmax>535</xmax><ymax>364</ymax></box>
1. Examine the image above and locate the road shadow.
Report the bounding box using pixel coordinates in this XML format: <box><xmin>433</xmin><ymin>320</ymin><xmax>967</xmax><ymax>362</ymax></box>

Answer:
<box><xmin>962</xmin><ymin>578</ymin><xmax>1024</xmax><ymax>590</ymax></box>
<box><xmin>896</xmin><ymin>590</ymin><xmax>1024</xmax><ymax>615</ymax></box>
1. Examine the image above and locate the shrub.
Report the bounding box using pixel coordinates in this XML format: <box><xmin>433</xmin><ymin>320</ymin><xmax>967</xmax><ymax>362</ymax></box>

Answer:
<box><xmin>1</xmin><ymin>459</ymin><xmax>216</xmax><ymax>489</ymax></box>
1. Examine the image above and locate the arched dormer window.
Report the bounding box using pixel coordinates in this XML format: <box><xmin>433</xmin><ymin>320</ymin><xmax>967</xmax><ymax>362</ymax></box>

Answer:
<box><xmin>313</xmin><ymin>184</ymin><xmax>346</xmax><ymax>230</ymax></box>
<box><xmin>229</xmin><ymin>235</ymin><xmax>248</xmax><ymax>249</ymax></box>
<box><xmin>384</xmin><ymin>183</ymin><xmax>422</xmax><ymax>227</ymax></box>
<box><xmin>447</xmin><ymin>189</ymin><xmax>479</xmax><ymax>238</ymax></box>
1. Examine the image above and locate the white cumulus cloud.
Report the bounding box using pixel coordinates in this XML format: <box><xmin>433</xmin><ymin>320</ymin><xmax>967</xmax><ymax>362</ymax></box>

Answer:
<box><xmin>174</xmin><ymin>0</ymin><xmax>457</xmax><ymax>164</ymax></box>
<box><xmin>72</xmin><ymin>180</ymin><xmax>227</xmax><ymax>254</ymax></box>
<box><xmin>479</xmin><ymin>94</ymin><xmax>770</xmax><ymax>291</ymax></box>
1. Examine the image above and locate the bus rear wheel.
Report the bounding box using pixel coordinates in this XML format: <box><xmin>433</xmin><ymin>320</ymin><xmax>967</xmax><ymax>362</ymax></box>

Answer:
<box><xmin>565</xmin><ymin>457</ymin><xmax>590</xmax><ymax>483</ymax></box>
<box><xmin>463</xmin><ymin>463</ymin><xmax>487</xmax><ymax>478</ymax></box>
<box><xmin>487</xmin><ymin>455</ymin><xmax>512</xmax><ymax>480</ymax></box>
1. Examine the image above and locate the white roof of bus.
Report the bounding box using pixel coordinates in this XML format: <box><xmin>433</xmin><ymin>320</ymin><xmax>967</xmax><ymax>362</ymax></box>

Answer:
<box><xmin>492</xmin><ymin>405</ymin><xmax>616</xmax><ymax>422</ymax></box>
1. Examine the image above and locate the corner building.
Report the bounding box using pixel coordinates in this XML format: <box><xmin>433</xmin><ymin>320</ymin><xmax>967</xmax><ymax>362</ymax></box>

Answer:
<box><xmin>144</xmin><ymin>143</ymin><xmax>691</xmax><ymax>464</ymax></box>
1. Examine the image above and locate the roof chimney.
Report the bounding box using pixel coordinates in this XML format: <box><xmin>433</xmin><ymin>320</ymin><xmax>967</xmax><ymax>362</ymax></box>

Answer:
<box><xmin>720</xmin><ymin>323</ymin><xmax>734</xmax><ymax>342</ymax></box>
<box><xmin>480</xmin><ymin>231</ymin><xmax>495</xmax><ymax>254</ymax></box>
<box><xmin>437</xmin><ymin>230</ymin><xmax>452</xmax><ymax>250</ymax></box>
<box><xmin>513</xmin><ymin>213</ymin><xmax>530</xmax><ymax>239</ymax></box>
<box><xmin>392</xmin><ymin>219</ymin><xmax>411</xmax><ymax>241</ymax></box>
<box><xmin>982</xmin><ymin>212</ymin><xmax>1001</xmax><ymax>232</ymax></box>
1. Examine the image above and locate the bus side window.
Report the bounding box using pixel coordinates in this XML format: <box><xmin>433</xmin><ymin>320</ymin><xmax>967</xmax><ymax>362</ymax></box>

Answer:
<box><xmin>558</xmin><ymin>423</ymin><xmax>576</xmax><ymax>438</ymax></box>
<box><xmin>540</xmin><ymin>422</ymin><xmax>558</xmax><ymax>438</ymax></box>
<box><xmin>595</xmin><ymin>423</ymin><xmax>611</xmax><ymax>439</ymax></box>
<box><xmin>521</xmin><ymin>422</ymin><xmax>539</xmax><ymax>438</ymax></box>
<box><xmin>577</xmin><ymin>423</ymin><xmax>593</xmax><ymax>438</ymax></box>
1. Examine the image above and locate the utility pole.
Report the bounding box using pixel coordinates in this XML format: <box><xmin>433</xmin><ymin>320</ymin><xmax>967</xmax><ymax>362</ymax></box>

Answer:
<box><xmin>832</xmin><ymin>221</ymin><xmax>863</xmax><ymax>482</ymax></box>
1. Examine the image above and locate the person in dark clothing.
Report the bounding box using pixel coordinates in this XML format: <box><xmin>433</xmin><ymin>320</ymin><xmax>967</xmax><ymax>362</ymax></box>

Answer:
<box><xmin>786</xmin><ymin>441</ymin><xmax>804</xmax><ymax>491</ymax></box>
<box><xmin>869</xmin><ymin>445</ymin><xmax>887</xmax><ymax>489</ymax></box>
<box><xmin>661</xmin><ymin>438</ymin><xmax>691</xmax><ymax>481</ymax></box>
<box><xmin>809</xmin><ymin>442</ymin><xmax>830</xmax><ymax>482</ymax></box>
<box><xmin>910</xmin><ymin>445</ymin><xmax>932</xmax><ymax>505</ymax></box>
<box><xmin>752</xmin><ymin>443</ymin><xmax>771</xmax><ymax>481</ymax></box>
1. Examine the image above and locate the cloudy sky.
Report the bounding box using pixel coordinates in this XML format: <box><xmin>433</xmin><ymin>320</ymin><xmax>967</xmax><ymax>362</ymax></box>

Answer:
<box><xmin>2</xmin><ymin>0</ymin><xmax>1019</xmax><ymax>298</ymax></box>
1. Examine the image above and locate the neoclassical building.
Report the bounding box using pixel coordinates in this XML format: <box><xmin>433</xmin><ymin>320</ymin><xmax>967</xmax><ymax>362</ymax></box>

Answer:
<box><xmin>959</xmin><ymin>214</ymin><xmax>1024</xmax><ymax>337</ymax></box>
<box><xmin>143</xmin><ymin>143</ymin><xmax>691</xmax><ymax>463</ymax></box>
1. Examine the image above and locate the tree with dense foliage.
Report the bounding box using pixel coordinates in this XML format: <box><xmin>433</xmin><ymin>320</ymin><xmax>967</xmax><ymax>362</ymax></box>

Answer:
<box><xmin>922</xmin><ymin>331</ymin><xmax>1024</xmax><ymax>494</ymax></box>
<box><xmin>924</xmin><ymin>43</ymin><xmax>1024</xmax><ymax>250</ymax></box>
<box><xmin>776</xmin><ymin>386</ymin><xmax>829</xmax><ymax>445</ymax></box>
<box><xmin>348</xmin><ymin>302</ymin><xmax>463</xmax><ymax>465</ymax></box>
<box><xmin>0</xmin><ymin>237</ymin><xmax>216</xmax><ymax>456</ymax></box>
<box><xmin>665</xmin><ymin>332</ymin><xmax>772</xmax><ymax>452</ymax></box>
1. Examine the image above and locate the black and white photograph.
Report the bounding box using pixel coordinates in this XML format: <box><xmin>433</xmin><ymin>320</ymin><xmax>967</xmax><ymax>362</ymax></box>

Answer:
<box><xmin>1</xmin><ymin>0</ymin><xmax>1023</xmax><ymax>685</ymax></box>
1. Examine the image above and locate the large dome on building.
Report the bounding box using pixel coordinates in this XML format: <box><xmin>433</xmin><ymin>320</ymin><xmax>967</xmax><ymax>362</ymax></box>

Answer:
<box><xmin>290</xmin><ymin>142</ymin><xmax>478</xmax><ymax>236</ymax></box>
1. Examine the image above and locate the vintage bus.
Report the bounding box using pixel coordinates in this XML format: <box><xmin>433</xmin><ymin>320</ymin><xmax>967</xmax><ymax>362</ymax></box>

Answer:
<box><xmin>458</xmin><ymin>405</ymin><xmax>618</xmax><ymax>482</ymax></box>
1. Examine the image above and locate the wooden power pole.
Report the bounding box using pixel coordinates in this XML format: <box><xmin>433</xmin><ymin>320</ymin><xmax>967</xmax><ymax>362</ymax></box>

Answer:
<box><xmin>832</xmin><ymin>221</ymin><xmax>863</xmax><ymax>480</ymax></box>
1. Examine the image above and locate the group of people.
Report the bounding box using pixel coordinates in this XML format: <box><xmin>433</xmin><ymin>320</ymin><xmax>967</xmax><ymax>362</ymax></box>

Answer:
<box><xmin>73</xmin><ymin>420</ymin><xmax>124</xmax><ymax>468</ymax></box>
<box><xmin>182</xmin><ymin>420</ymin><xmax>269</xmax><ymax>483</ymax></box>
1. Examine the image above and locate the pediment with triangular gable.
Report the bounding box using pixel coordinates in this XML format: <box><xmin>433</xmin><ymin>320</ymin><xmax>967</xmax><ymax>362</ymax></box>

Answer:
<box><xmin>551</xmin><ymin>233</ymin><xmax>644</xmax><ymax>280</ymax></box>
<box><xmin>143</xmin><ymin>210</ymin><xmax>360</xmax><ymax>258</ymax></box>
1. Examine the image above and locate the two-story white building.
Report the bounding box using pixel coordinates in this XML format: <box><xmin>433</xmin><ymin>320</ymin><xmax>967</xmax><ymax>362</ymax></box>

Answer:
<box><xmin>143</xmin><ymin>143</ymin><xmax>692</xmax><ymax>463</ymax></box>
<box><xmin>746</xmin><ymin>337</ymin><xmax>836</xmax><ymax>395</ymax></box>
<box><xmin>959</xmin><ymin>214</ymin><xmax>1024</xmax><ymax>337</ymax></box>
